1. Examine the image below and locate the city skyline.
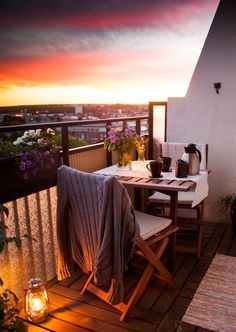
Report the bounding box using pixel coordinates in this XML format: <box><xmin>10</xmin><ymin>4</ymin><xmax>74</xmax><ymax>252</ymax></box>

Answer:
<box><xmin>0</xmin><ymin>0</ymin><xmax>219</xmax><ymax>106</ymax></box>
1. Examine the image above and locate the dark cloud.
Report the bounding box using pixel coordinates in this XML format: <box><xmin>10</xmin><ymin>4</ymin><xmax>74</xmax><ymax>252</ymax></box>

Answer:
<box><xmin>0</xmin><ymin>0</ymin><xmax>218</xmax><ymax>29</ymax></box>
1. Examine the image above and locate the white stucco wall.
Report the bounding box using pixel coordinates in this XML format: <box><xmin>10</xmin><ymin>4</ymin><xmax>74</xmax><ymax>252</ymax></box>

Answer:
<box><xmin>166</xmin><ymin>0</ymin><xmax>236</xmax><ymax>222</ymax></box>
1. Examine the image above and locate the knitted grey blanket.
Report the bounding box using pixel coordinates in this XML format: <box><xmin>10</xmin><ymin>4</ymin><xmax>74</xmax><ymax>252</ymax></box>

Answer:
<box><xmin>56</xmin><ymin>165</ymin><xmax>139</xmax><ymax>304</ymax></box>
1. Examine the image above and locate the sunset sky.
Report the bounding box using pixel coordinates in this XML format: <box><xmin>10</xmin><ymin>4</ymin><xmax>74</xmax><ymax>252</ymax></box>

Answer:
<box><xmin>0</xmin><ymin>0</ymin><xmax>220</xmax><ymax>106</ymax></box>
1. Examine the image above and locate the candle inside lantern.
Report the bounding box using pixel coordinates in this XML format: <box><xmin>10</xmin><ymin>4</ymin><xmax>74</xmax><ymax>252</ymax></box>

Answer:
<box><xmin>25</xmin><ymin>278</ymin><xmax>49</xmax><ymax>322</ymax></box>
<box><xmin>30</xmin><ymin>297</ymin><xmax>44</xmax><ymax>311</ymax></box>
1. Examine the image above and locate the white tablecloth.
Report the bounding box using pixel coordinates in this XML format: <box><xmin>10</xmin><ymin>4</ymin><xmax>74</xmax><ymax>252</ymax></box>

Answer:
<box><xmin>95</xmin><ymin>161</ymin><xmax>209</xmax><ymax>208</ymax></box>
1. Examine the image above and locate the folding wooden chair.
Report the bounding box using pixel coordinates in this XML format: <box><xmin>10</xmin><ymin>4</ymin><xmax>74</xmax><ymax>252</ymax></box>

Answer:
<box><xmin>81</xmin><ymin>210</ymin><xmax>178</xmax><ymax>321</ymax></box>
<box><xmin>149</xmin><ymin>142</ymin><xmax>209</xmax><ymax>258</ymax></box>
<box><xmin>56</xmin><ymin>165</ymin><xmax>178</xmax><ymax>322</ymax></box>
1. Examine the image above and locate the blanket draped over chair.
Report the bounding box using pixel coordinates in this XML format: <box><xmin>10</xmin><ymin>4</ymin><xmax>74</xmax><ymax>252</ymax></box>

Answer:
<box><xmin>56</xmin><ymin>165</ymin><xmax>140</xmax><ymax>304</ymax></box>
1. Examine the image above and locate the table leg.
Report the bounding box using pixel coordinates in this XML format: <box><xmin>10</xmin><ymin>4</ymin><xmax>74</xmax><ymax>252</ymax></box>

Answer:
<box><xmin>167</xmin><ymin>191</ymin><xmax>178</xmax><ymax>271</ymax></box>
<box><xmin>133</xmin><ymin>187</ymin><xmax>142</xmax><ymax>210</ymax></box>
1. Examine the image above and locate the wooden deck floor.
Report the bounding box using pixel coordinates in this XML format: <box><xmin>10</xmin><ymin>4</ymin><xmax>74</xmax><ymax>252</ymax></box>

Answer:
<box><xmin>22</xmin><ymin>221</ymin><xmax>236</xmax><ymax>332</ymax></box>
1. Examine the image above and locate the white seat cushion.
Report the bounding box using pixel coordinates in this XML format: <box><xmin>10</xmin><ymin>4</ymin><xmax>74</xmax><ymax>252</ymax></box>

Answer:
<box><xmin>149</xmin><ymin>191</ymin><xmax>195</xmax><ymax>205</ymax></box>
<box><xmin>134</xmin><ymin>210</ymin><xmax>171</xmax><ymax>240</ymax></box>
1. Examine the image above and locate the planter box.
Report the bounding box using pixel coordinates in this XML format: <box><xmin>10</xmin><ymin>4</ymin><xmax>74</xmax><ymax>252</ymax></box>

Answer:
<box><xmin>0</xmin><ymin>151</ymin><xmax>61</xmax><ymax>204</ymax></box>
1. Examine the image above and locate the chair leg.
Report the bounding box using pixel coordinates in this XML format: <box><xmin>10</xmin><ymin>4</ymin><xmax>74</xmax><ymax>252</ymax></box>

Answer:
<box><xmin>121</xmin><ymin>236</ymin><xmax>175</xmax><ymax>321</ymax></box>
<box><xmin>80</xmin><ymin>235</ymin><xmax>178</xmax><ymax>321</ymax></box>
<box><xmin>80</xmin><ymin>271</ymin><xmax>94</xmax><ymax>295</ymax></box>
<box><xmin>136</xmin><ymin>237</ymin><xmax>178</xmax><ymax>289</ymax></box>
<box><xmin>196</xmin><ymin>223</ymin><xmax>203</xmax><ymax>259</ymax></box>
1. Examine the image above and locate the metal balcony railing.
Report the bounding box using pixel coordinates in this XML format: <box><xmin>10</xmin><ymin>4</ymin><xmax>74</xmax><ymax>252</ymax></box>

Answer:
<box><xmin>0</xmin><ymin>103</ymin><xmax>167</xmax><ymax>299</ymax></box>
<box><xmin>0</xmin><ymin>115</ymin><xmax>150</xmax><ymax>202</ymax></box>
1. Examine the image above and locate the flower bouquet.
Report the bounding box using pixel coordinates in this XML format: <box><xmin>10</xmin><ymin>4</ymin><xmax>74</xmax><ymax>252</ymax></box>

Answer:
<box><xmin>104</xmin><ymin>126</ymin><xmax>136</xmax><ymax>168</ymax></box>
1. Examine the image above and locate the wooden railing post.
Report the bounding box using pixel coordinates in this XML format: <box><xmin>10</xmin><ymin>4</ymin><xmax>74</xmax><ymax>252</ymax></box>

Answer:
<box><xmin>148</xmin><ymin>102</ymin><xmax>154</xmax><ymax>160</ymax></box>
<box><xmin>61</xmin><ymin>126</ymin><xmax>70</xmax><ymax>166</ymax></box>
<box><xmin>106</xmin><ymin>121</ymin><xmax>112</xmax><ymax>166</ymax></box>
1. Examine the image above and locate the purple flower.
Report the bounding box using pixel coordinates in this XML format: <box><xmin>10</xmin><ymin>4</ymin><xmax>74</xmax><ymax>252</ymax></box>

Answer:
<box><xmin>19</xmin><ymin>152</ymin><xmax>28</xmax><ymax>161</ymax></box>
<box><xmin>19</xmin><ymin>161</ymin><xmax>26</xmax><ymax>171</ymax></box>
<box><xmin>42</xmin><ymin>150</ymin><xmax>50</xmax><ymax>157</ymax></box>
<box><xmin>124</xmin><ymin>128</ymin><xmax>134</xmax><ymax>139</ymax></box>
<box><xmin>26</xmin><ymin>160</ymin><xmax>32</xmax><ymax>168</ymax></box>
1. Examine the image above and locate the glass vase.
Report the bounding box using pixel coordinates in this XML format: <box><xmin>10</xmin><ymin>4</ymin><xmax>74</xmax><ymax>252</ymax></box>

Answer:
<box><xmin>116</xmin><ymin>151</ymin><xmax>132</xmax><ymax>170</ymax></box>
<box><xmin>137</xmin><ymin>147</ymin><xmax>146</xmax><ymax>162</ymax></box>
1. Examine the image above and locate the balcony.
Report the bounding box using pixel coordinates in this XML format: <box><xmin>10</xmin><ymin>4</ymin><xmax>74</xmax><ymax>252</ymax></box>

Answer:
<box><xmin>0</xmin><ymin>111</ymin><xmax>236</xmax><ymax>331</ymax></box>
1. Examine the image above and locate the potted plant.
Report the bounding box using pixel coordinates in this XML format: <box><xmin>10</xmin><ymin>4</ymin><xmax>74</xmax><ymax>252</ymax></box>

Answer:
<box><xmin>217</xmin><ymin>193</ymin><xmax>236</xmax><ymax>231</ymax></box>
<box><xmin>0</xmin><ymin>204</ymin><xmax>28</xmax><ymax>331</ymax></box>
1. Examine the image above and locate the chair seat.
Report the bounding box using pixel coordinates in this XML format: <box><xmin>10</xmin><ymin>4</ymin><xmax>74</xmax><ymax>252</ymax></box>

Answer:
<box><xmin>134</xmin><ymin>210</ymin><xmax>172</xmax><ymax>240</ymax></box>
<box><xmin>149</xmin><ymin>191</ymin><xmax>195</xmax><ymax>205</ymax></box>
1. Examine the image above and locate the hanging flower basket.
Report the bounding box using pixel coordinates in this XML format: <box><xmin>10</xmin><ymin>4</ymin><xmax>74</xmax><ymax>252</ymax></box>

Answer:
<box><xmin>0</xmin><ymin>150</ymin><xmax>61</xmax><ymax>204</ymax></box>
<box><xmin>0</xmin><ymin>128</ymin><xmax>61</xmax><ymax>204</ymax></box>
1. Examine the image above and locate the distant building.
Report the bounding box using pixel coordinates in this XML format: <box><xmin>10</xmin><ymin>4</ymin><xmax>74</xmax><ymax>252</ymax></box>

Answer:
<box><xmin>75</xmin><ymin>105</ymin><xmax>83</xmax><ymax>114</ymax></box>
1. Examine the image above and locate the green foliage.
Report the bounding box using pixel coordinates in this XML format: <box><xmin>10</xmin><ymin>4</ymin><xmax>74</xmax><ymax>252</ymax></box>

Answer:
<box><xmin>0</xmin><ymin>140</ymin><xmax>17</xmax><ymax>158</ymax></box>
<box><xmin>0</xmin><ymin>204</ymin><xmax>36</xmax><ymax>253</ymax></box>
<box><xmin>54</xmin><ymin>134</ymin><xmax>88</xmax><ymax>149</ymax></box>
<box><xmin>0</xmin><ymin>279</ymin><xmax>28</xmax><ymax>331</ymax></box>
<box><xmin>0</xmin><ymin>205</ymin><xmax>30</xmax><ymax>330</ymax></box>
<box><xmin>0</xmin><ymin>205</ymin><xmax>22</xmax><ymax>254</ymax></box>
<box><xmin>217</xmin><ymin>193</ymin><xmax>236</xmax><ymax>216</ymax></box>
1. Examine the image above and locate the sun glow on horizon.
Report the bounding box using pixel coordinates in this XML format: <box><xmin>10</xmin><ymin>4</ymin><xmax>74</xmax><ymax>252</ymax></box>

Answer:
<box><xmin>0</xmin><ymin>81</ymin><xmax>189</xmax><ymax>106</ymax></box>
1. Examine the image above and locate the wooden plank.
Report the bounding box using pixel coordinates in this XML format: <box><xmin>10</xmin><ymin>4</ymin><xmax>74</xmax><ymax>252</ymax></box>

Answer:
<box><xmin>58</xmin><ymin>268</ymin><xmax>84</xmax><ymax>288</ymax></box>
<box><xmin>176</xmin><ymin>322</ymin><xmax>196</xmax><ymax>332</ymax></box>
<box><xmin>152</xmin><ymin>255</ymin><xmax>196</xmax><ymax>313</ymax></box>
<box><xmin>117</xmin><ymin>176</ymin><xmax>133</xmax><ymax>181</ymax></box>
<box><xmin>217</xmin><ymin>223</ymin><xmax>235</xmax><ymax>255</ymax></box>
<box><xmin>129</xmin><ymin>177</ymin><xmax>144</xmax><ymax>182</ymax></box>
<box><xmin>228</xmin><ymin>229</ymin><xmax>236</xmax><ymax>256</ymax></box>
<box><xmin>178</xmin><ymin>181</ymin><xmax>195</xmax><ymax>189</ymax></box>
<box><xmin>137</xmin><ymin>253</ymin><xmax>185</xmax><ymax>311</ymax></box>
<box><xmin>49</xmin><ymin>302</ymin><xmax>130</xmax><ymax>332</ymax></box>
<box><xmin>155</xmin><ymin>305</ymin><xmax>190</xmax><ymax>332</ymax></box>
<box><xmin>137</xmin><ymin>178</ymin><xmax>153</xmax><ymax>183</ymax></box>
<box><xmin>158</xmin><ymin>179</ymin><xmax>173</xmax><ymax>185</ymax></box>
<box><xmin>49</xmin><ymin>285</ymin><xmax>157</xmax><ymax>332</ymax></box>
<box><xmin>70</xmin><ymin>273</ymin><xmax>88</xmax><ymax>291</ymax></box>
<box><xmin>19</xmin><ymin>310</ymin><xmax>88</xmax><ymax>332</ymax></box>
<box><xmin>202</xmin><ymin>223</ymin><xmax>227</xmax><ymax>258</ymax></box>
<box><xmin>24</xmin><ymin>322</ymin><xmax>51</xmax><ymax>332</ymax></box>
<box><xmin>51</xmin><ymin>284</ymin><xmax>116</xmax><ymax>312</ymax></box>
<box><xmin>174</xmin><ymin>296</ymin><xmax>193</xmax><ymax>309</ymax></box>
